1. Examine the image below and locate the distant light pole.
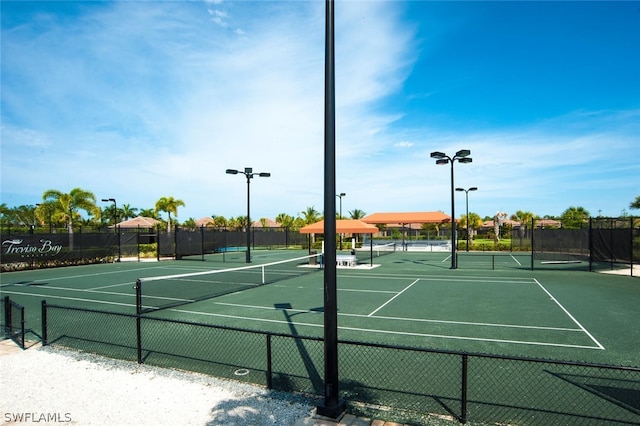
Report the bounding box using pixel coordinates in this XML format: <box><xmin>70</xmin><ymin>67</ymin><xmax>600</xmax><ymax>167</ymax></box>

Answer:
<box><xmin>336</xmin><ymin>192</ymin><xmax>346</xmax><ymax>249</ymax></box>
<box><xmin>102</xmin><ymin>198</ymin><xmax>120</xmax><ymax>261</ymax></box>
<box><xmin>33</xmin><ymin>204</ymin><xmax>40</xmax><ymax>234</ymax></box>
<box><xmin>455</xmin><ymin>187</ymin><xmax>477</xmax><ymax>252</ymax></box>
<box><xmin>101</xmin><ymin>198</ymin><xmax>117</xmax><ymax>228</ymax></box>
<box><xmin>430</xmin><ymin>149</ymin><xmax>472</xmax><ymax>269</ymax></box>
<box><xmin>226</xmin><ymin>167</ymin><xmax>271</xmax><ymax>263</ymax></box>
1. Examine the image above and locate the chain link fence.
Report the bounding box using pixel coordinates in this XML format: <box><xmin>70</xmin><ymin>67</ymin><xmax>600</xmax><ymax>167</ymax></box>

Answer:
<box><xmin>41</xmin><ymin>301</ymin><xmax>640</xmax><ymax>425</ymax></box>
<box><xmin>3</xmin><ymin>296</ymin><xmax>25</xmax><ymax>349</ymax></box>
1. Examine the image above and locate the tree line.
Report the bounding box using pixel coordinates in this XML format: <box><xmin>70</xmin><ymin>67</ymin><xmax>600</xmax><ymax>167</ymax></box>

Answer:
<box><xmin>1</xmin><ymin>187</ymin><xmax>638</xmax><ymax>233</ymax></box>
<box><xmin>0</xmin><ymin>187</ymin><xmax>368</xmax><ymax>232</ymax></box>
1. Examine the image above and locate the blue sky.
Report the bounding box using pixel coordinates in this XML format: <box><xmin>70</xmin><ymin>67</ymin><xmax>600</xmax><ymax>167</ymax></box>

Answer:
<box><xmin>2</xmin><ymin>0</ymin><xmax>639</xmax><ymax>222</ymax></box>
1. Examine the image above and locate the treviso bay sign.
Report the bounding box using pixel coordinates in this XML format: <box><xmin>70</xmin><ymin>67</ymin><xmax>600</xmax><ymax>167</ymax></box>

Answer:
<box><xmin>2</xmin><ymin>238</ymin><xmax>64</xmax><ymax>258</ymax></box>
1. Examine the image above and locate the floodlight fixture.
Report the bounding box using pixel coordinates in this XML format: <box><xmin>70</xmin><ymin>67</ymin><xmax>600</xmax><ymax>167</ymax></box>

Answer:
<box><xmin>226</xmin><ymin>167</ymin><xmax>271</xmax><ymax>263</ymax></box>
<box><xmin>430</xmin><ymin>149</ymin><xmax>473</xmax><ymax>268</ymax></box>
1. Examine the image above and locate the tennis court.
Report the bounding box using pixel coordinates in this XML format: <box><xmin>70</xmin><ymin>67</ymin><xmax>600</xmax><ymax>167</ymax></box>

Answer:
<box><xmin>3</xmin><ymin>248</ymin><xmax>640</xmax><ymax>424</ymax></box>
<box><xmin>2</xmin><ymin>248</ymin><xmax>638</xmax><ymax>366</ymax></box>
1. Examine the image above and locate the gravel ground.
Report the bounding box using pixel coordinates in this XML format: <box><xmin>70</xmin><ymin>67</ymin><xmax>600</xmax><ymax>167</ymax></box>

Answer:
<box><xmin>0</xmin><ymin>343</ymin><xmax>315</xmax><ymax>425</ymax></box>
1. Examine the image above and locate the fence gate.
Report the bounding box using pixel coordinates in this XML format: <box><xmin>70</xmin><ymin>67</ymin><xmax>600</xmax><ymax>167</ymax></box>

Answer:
<box><xmin>3</xmin><ymin>296</ymin><xmax>25</xmax><ymax>349</ymax></box>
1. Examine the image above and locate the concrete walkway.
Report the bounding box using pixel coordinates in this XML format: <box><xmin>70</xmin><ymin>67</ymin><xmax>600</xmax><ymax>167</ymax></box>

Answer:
<box><xmin>294</xmin><ymin>410</ymin><xmax>409</xmax><ymax>426</ymax></box>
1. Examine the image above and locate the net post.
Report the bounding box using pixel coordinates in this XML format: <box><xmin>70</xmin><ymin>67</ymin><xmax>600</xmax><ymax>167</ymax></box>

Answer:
<box><xmin>369</xmin><ymin>235</ymin><xmax>373</xmax><ymax>267</ymax></box>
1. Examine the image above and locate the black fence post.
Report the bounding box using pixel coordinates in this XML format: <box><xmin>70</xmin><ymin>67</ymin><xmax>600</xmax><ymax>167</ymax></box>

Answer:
<box><xmin>461</xmin><ymin>354</ymin><xmax>468</xmax><ymax>424</ymax></box>
<box><xmin>18</xmin><ymin>304</ymin><xmax>25</xmax><ymax>349</ymax></box>
<box><xmin>530</xmin><ymin>218</ymin><xmax>535</xmax><ymax>270</ymax></box>
<box><xmin>135</xmin><ymin>279</ymin><xmax>143</xmax><ymax>364</ymax></box>
<box><xmin>631</xmin><ymin>217</ymin><xmax>635</xmax><ymax>277</ymax></box>
<box><xmin>41</xmin><ymin>300</ymin><xmax>48</xmax><ymax>346</ymax></box>
<box><xmin>266</xmin><ymin>334</ymin><xmax>273</xmax><ymax>389</ymax></box>
<box><xmin>3</xmin><ymin>296</ymin><xmax>10</xmax><ymax>338</ymax></box>
<box><xmin>201</xmin><ymin>226</ymin><xmax>205</xmax><ymax>262</ymax></box>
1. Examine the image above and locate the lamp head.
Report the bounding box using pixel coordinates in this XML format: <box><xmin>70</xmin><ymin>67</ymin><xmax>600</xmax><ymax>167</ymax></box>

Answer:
<box><xmin>430</xmin><ymin>151</ymin><xmax>446</xmax><ymax>159</ymax></box>
<box><xmin>455</xmin><ymin>149</ymin><xmax>471</xmax><ymax>158</ymax></box>
<box><xmin>469</xmin><ymin>187</ymin><xmax>478</xmax><ymax>191</ymax></box>
<box><xmin>455</xmin><ymin>188</ymin><xmax>464</xmax><ymax>192</ymax></box>
<box><xmin>435</xmin><ymin>159</ymin><xmax>449</xmax><ymax>165</ymax></box>
<box><xmin>244</xmin><ymin>167</ymin><xmax>253</xmax><ymax>174</ymax></box>
<box><xmin>258</xmin><ymin>172</ymin><xmax>271</xmax><ymax>177</ymax></box>
<box><xmin>226</xmin><ymin>169</ymin><xmax>239</xmax><ymax>175</ymax></box>
<box><xmin>458</xmin><ymin>157</ymin><xmax>472</xmax><ymax>164</ymax></box>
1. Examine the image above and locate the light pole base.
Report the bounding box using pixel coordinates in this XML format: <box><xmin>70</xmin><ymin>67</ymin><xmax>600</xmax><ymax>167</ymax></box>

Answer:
<box><xmin>315</xmin><ymin>399</ymin><xmax>346</xmax><ymax>420</ymax></box>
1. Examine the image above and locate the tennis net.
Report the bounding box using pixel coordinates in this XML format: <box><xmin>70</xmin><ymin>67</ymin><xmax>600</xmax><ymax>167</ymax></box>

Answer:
<box><xmin>354</xmin><ymin>241</ymin><xmax>397</xmax><ymax>264</ymax></box>
<box><xmin>135</xmin><ymin>253</ymin><xmax>321</xmax><ymax>313</ymax></box>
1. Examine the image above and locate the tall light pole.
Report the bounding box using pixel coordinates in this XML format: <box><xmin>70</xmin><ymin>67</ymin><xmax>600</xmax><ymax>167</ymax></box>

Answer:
<box><xmin>226</xmin><ymin>167</ymin><xmax>270</xmax><ymax>263</ymax></box>
<box><xmin>101</xmin><ymin>198</ymin><xmax>117</xmax><ymax>228</ymax></box>
<box><xmin>102</xmin><ymin>198</ymin><xmax>119</xmax><ymax>261</ymax></box>
<box><xmin>455</xmin><ymin>187</ymin><xmax>477</xmax><ymax>252</ymax></box>
<box><xmin>336</xmin><ymin>192</ymin><xmax>346</xmax><ymax>250</ymax></box>
<box><xmin>430</xmin><ymin>149</ymin><xmax>472</xmax><ymax>269</ymax></box>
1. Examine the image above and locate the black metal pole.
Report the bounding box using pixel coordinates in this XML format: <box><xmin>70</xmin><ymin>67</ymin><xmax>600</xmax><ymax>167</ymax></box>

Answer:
<box><xmin>41</xmin><ymin>300</ymin><xmax>48</xmax><ymax>346</ymax></box>
<box><xmin>317</xmin><ymin>0</ymin><xmax>344</xmax><ymax>419</ymax></box>
<box><xmin>461</xmin><ymin>354</ymin><xmax>468</xmax><ymax>423</ymax></box>
<box><xmin>450</xmin><ymin>161</ymin><xmax>457</xmax><ymax>269</ymax></box>
<box><xmin>246</xmin><ymin>174</ymin><xmax>251</xmax><ymax>263</ymax></box>
<box><xmin>465</xmin><ymin>191</ymin><xmax>470</xmax><ymax>252</ymax></box>
<box><xmin>135</xmin><ymin>279</ymin><xmax>143</xmax><ymax>364</ymax></box>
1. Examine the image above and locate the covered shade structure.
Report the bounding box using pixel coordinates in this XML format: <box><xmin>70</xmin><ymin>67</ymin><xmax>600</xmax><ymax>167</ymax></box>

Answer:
<box><xmin>299</xmin><ymin>219</ymin><xmax>379</xmax><ymax>234</ymax></box>
<box><xmin>362</xmin><ymin>211</ymin><xmax>451</xmax><ymax>224</ymax></box>
<box><xmin>110</xmin><ymin>216</ymin><xmax>161</xmax><ymax>229</ymax></box>
<box><xmin>362</xmin><ymin>211</ymin><xmax>453</xmax><ymax>249</ymax></box>
<box><xmin>299</xmin><ymin>219</ymin><xmax>382</xmax><ymax>267</ymax></box>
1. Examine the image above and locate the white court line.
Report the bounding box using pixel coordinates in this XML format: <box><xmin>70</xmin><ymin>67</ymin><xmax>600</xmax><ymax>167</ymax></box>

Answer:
<box><xmin>177</xmin><ymin>307</ymin><xmax>601</xmax><ymax>350</ymax></box>
<box><xmin>5</xmin><ymin>266</ymin><xmax>169</xmax><ymax>284</ymax></box>
<box><xmin>212</xmin><ymin>301</ymin><xmax>581</xmax><ymax>333</ymax></box>
<box><xmin>1</xmin><ymin>290</ymin><xmax>135</xmax><ymax>308</ymax></box>
<box><xmin>510</xmin><ymin>254</ymin><xmax>522</xmax><ymax>266</ymax></box>
<box><xmin>4</xmin><ymin>283</ymin><xmax>135</xmax><ymax>298</ymax></box>
<box><xmin>368</xmin><ymin>279</ymin><xmax>420</xmax><ymax>317</ymax></box>
<box><xmin>533</xmin><ymin>278</ymin><xmax>605</xmax><ymax>350</ymax></box>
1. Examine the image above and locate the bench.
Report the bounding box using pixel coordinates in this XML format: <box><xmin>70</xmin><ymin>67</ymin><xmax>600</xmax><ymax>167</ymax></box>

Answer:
<box><xmin>336</xmin><ymin>254</ymin><xmax>357</xmax><ymax>267</ymax></box>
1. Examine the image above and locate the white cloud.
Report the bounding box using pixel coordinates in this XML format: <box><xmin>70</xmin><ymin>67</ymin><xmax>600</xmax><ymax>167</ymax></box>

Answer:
<box><xmin>2</xmin><ymin>2</ymin><xmax>638</xmax><ymax>221</ymax></box>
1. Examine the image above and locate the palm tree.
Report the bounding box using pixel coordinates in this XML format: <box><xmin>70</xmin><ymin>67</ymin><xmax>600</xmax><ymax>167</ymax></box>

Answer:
<box><xmin>301</xmin><ymin>206</ymin><xmax>321</xmax><ymax>225</ymax></box>
<box><xmin>212</xmin><ymin>215</ymin><xmax>228</xmax><ymax>230</ymax></box>
<box><xmin>630</xmin><ymin>195</ymin><xmax>640</xmax><ymax>210</ymax></box>
<box><xmin>42</xmin><ymin>188</ymin><xmax>99</xmax><ymax>234</ymax></box>
<box><xmin>560</xmin><ymin>206</ymin><xmax>590</xmax><ymax>229</ymax></box>
<box><xmin>120</xmin><ymin>204</ymin><xmax>138</xmax><ymax>220</ymax></box>
<box><xmin>275</xmin><ymin>213</ymin><xmax>294</xmax><ymax>229</ymax></box>
<box><xmin>348</xmin><ymin>209</ymin><xmax>366</xmax><ymax>220</ymax></box>
<box><xmin>138</xmin><ymin>208</ymin><xmax>157</xmax><ymax>219</ymax></box>
<box><xmin>511</xmin><ymin>210</ymin><xmax>535</xmax><ymax>239</ymax></box>
<box><xmin>154</xmin><ymin>196</ymin><xmax>185</xmax><ymax>232</ymax></box>
<box><xmin>458</xmin><ymin>212</ymin><xmax>483</xmax><ymax>246</ymax></box>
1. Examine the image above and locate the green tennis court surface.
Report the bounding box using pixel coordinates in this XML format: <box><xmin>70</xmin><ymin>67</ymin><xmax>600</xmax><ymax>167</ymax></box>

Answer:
<box><xmin>2</xmin><ymin>249</ymin><xmax>638</xmax><ymax>367</ymax></box>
